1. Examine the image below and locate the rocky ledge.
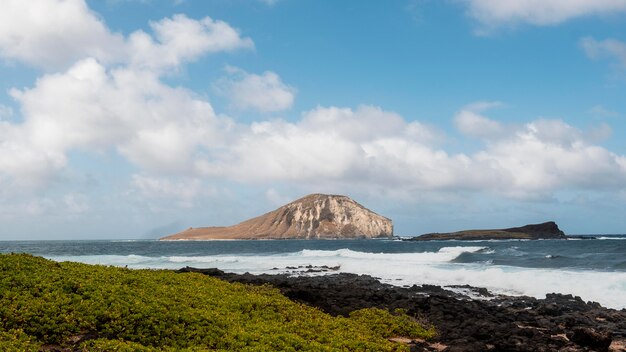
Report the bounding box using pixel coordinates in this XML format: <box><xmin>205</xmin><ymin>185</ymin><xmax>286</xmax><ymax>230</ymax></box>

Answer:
<box><xmin>411</xmin><ymin>221</ymin><xmax>567</xmax><ymax>241</ymax></box>
<box><xmin>177</xmin><ymin>267</ymin><xmax>626</xmax><ymax>352</ymax></box>
<box><xmin>162</xmin><ymin>194</ymin><xmax>393</xmax><ymax>240</ymax></box>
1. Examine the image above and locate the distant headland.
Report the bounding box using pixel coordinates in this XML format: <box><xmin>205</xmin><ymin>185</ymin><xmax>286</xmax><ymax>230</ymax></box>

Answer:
<box><xmin>409</xmin><ymin>221</ymin><xmax>567</xmax><ymax>241</ymax></box>
<box><xmin>161</xmin><ymin>194</ymin><xmax>393</xmax><ymax>240</ymax></box>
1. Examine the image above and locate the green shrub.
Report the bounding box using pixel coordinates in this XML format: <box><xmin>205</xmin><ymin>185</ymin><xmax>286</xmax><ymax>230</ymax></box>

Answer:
<box><xmin>0</xmin><ymin>253</ymin><xmax>434</xmax><ymax>351</ymax></box>
<box><xmin>0</xmin><ymin>329</ymin><xmax>40</xmax><ymax>351</ymax></box>
<box><xmin>350</xmin><ymin>307</ymin><xmax>436</xmax><ymax>339</ymax></box>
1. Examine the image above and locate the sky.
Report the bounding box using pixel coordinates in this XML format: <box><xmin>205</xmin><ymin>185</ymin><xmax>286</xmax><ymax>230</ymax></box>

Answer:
<box><xmin>1</xmin><ymin>0</ymin><xmax>626</xmax><ymax>239</ymax></box>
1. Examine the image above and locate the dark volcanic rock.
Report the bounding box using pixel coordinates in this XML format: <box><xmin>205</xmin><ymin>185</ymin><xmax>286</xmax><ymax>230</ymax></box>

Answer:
<box><xmin>412</xmin><ymin>221</ymin><xmax>567</xmax><ymax>241</ymax></box>
<box><xmin>503</xmin><ymin>222</ymin><xmax>566</xmax><ymax>239</ymax></box>
<box><xmin>569</xmin><ymin>327</ymin><xmax>612</xmax><ymax>350</ymax></box>
<box><xmin>177</xmin><ymin>268</ymin><xmax>626</xmax><ymax>352</ymax></box>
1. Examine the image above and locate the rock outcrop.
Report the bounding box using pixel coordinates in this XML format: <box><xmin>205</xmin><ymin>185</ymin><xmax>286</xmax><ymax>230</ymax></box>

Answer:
<box><xmin>412</xmin><ymin>221</ymin><xmax>567</xmax><ymax>241</ymax></box>
<box><xmin>161</xmin><ymin>194</ymin><xmax>393</xmax><ymax>240</ymax></box>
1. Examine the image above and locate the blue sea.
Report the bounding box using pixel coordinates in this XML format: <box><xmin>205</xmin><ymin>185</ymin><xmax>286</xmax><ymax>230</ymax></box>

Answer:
<box><xmin>2</xmin><ymin>237</ymin><xmax>626</xmax><ymax>309</ymax></box>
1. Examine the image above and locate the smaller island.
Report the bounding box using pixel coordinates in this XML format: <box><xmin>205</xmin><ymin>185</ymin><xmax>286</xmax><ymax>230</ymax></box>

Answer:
<box><xmin>410</xmin><ymin>221</ymin><xmax>567</xmax><ymax>241</ymax></box>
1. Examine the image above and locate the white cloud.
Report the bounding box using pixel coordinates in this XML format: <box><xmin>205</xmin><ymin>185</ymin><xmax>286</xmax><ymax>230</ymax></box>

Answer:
<box><xmin>192</xmin><ymin>104</ymin><xmax>626</xmax><ymax>199</ymax></box>
<box><xmin>0</xmin><ymin>122</ymin><xmax>67</xmax><ymax>187</ymax></box>
<box><xmin>580</xmin><ymin>37</ymin><xmax>626</xmax><ymax>69</ymax></box>
<box><xmin>196</xmin><ymin>105</ymin><xmax>448</xmax><ymax>185</ymax></box>
<box><xmin>216</xmin><ymin>66</ymin><xmax>296</xmax><ymax>113</ymax></box>
<box><xmin>131</xmin><ymin>174</ymin><xmax>208</xmax><ymax>208</ymax></box>
<box><xmin>265</xmin><ymin>188</ymin><xmax>290</xmax><ymax>206</ymax></box>
<box><xmin>2</xmin><ymin>197</ymin><xmax>56</xmax><ymax>218</ymax></box>
<box><xmin>454</xmin><ymin>101</ymin><xmax>504</xmax><ymax>138</ymax></box>
<box><xmin>0</xmin><ymin>0</ymin><xmax>124</xmax><ymax>70</ymax></box>
<box><xmin>5</xmin><ymin>58</ymin><xmax>231</xmax><ymax>179</ymax></box>
<box><xmin>0</xmin><ymin>193</ymin><xmax>89</xmax><ymax>219</ymax></box>
<box><xmin>63</xmin><ymin>193</ymin><xmax>90</xmax><ymax>214</ymax></box>
<box><xmin>586</xmin><ymin>122</ymin><xmax>613</xmax><ymax>143</ymax></box>
<box><xmin>464</xmin><ymin>0</ymin><xmax>626</xmax><ymax>32</ymax></box>
<box><xmin>299</xmin><ymin>105</ymin><xmax>438</xmax><ymax>144</ymax></box>
<box><xmin>589</xmin><ymin>105</ymin><xmax>621</xmax><ymax>118</ymax></box>
<box><xmin>0</xmin><ymin>105</ymin><xmax>14</xmax><ymax>120</ymax></box>
<box><xmin>0</xmin><ymin>0</ymin><xmax>250</xmax><ymax>193</ymax></box>
<box><xmin>128</xmin><ymin>15</ymin><xmax>254</xmax><ymax>71</ymax></box>
<box><xmin>0</xmin><ymin>0</ymin><xmax>253</xmax><ymax>71</ymax></box>
<box><xmin>3</xmin><ymin>53</ymin><xmax>626</xmax><ymax>204</ymax></box>
<box><xmin>4</xmin><ymin>61</ymin><xmax>626</xmax><ymax>211</ymax></box>
<box><xmin>195</xmin><ymin>107</ymin><xmax>417</xmax><ymax>187</ymax></box>
<box><xmin>475</xmin><ymin>119</ymin><xmax>626</xmax><ymax>195</ymax></box>
<box><xmin>2</xmin><ymin>0</ymin><xmax>626</xmax><ymax>227</ymax></box>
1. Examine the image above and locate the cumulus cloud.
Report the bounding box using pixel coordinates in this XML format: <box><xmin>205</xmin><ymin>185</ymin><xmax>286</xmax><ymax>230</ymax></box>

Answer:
<box><xmin>0</xmin><ymin>0</ymin><xmax>252</xmax><ymax>70</ymax></box>
<box><xmin>5</xmin><ymin>57</ymin><xmax>232</xmax><ymax>180</ymax></box>
<box><xmin>0</xmin><ymin>192</ymin><xmax>89</xmax><ymax>219</ymax></box>
<box><xmin>131</xmin><ymin>174</ymin><xmax>209</xmax><ymax>208</ymax></box>
<box><xmin>0</xmin><ymin>105</ymin><xmax>14</xmax><ymax>120</ymax></box>
<box><xmin>4</xmin><ymin>61</ymin><xmax>626</xmax><ymax>210</ymax></box>
<box><xmin>265</xmin><ymin>188</ymin><xmax>291</xmax><ymax>206</ymax></box>
<box><xmin>128</xmin><ymin>15</ymin><xmax>254</xmax><ymax>71</ymax></box>
<box><xmin>215</xmin><ymin>66</ymin><xmax>296</xmax><ymax>113</ymax></box>
<box><xmin>0</xmin><ymin>0</ymin><xmax>124</xmax><ymax>70</ymax></box>
<box><xmin>5</xmin><ymin>61</ymin><xmax>626</xmax><ymax>202</ymax></box>
<box><xmin>454</xmin><ymin>101</ymin><xmax>504</xmax><ymax>139</ymax></box>
<box><xmin>0</xmin><ymin>1</ymin><xmax>252</xmax><ymax>186</ymax></box>
<box><xmin>475</xmin><ymin>119</ymin><xmax>626</xmax><ymax>196</ymax></box>
<box><xmin>196</xmin><ymin>105</ymin><xmax>448</xmax><ymax>184</ymax></box>
<box><xmin>0</xmin><ymin>121</ymin><xmax>67</xmax><ymax>187</ymax></box>
<box><xmin>2</xmin><ymin>0</ymin><xmax>626</xmax><ymax>223</ymax></box>
<box><xmin>190</xmin><ymin>104</ymin><xmax>626</xmax><ymax>198</ymax></box>
<box><xmin>464</xmin><ymin>0</ymin><xmax>626</xmax><ymax>32</ymax></box>
<box><xmin>581</xmin><ymin>37</ymin><xmax>626</xmax><ymax>69</ymax></box>
<box><xmin>63</xmin><ymin>193</ymin><xmax>90</xmax><ymax>214</ymax></box>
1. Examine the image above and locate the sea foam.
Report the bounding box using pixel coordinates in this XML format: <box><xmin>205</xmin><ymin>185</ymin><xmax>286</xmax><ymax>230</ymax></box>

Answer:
<box><xmin>46</xmin><ymin>246</ymin><xmax>626</xmax><ymax>309</ymax></box>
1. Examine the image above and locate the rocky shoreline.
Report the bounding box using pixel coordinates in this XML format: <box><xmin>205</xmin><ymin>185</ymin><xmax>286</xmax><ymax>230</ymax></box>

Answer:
<box><xmin>177</xmin><ymin>267</ymin><xmax>626</xmax><ymax>352</ymax></box>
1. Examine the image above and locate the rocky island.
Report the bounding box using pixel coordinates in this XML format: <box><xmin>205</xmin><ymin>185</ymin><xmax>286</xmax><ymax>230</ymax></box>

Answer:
<box><xmin>411</xmin><ymin>221</ymin><xmax>567</xmax><ymax>241</ymax></box>
<box><xmin>161</xmin><ymin>194</ymin><xmax>393</xmax><ymax>240</ymax></box>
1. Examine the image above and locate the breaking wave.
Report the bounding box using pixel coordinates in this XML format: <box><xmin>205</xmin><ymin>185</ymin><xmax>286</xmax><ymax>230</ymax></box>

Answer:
<box><xmin>46</xmin><ymin>245</ymin><xmax>626</xmax><ymax>309</ymax></box>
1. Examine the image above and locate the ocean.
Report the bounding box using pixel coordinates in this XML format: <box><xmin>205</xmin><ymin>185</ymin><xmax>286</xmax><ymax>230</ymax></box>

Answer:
<box><xmin>2</xmin><ymin>237</ymin><xmax>626</xmax><ymax>309</ymax></box>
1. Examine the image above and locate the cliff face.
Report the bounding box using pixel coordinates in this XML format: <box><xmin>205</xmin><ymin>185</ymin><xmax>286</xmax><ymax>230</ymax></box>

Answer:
<box><xmin>412</xmin><ymin>221</ymin><xmax>567</xmax><ymax>241</ymax></box>
<box><xmin>161</xmin><ymin>194</ymin><xmax>393</xmax><ymax>240</ymax></box>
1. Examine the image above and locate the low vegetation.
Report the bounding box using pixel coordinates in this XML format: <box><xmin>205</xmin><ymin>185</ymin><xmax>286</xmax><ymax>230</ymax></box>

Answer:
<box><xmin>0</xmin><ymin>253</ymin><xmax>434</xmax><ymax>351</ymax></box>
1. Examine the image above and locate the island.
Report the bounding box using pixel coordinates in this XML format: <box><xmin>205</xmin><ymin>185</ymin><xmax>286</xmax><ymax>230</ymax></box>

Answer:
<box><xmin>161</xmin><ymin>193</ymin><xmax>393</xmax><ymax>240</ymax></box>
<box><xmin>409</xmin><ymin>221</ymin><xmax>567</xmax><ymax>241</ymax></box>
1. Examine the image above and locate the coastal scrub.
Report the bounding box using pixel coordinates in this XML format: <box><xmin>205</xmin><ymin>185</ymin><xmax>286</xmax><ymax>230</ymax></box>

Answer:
<box><xmin>0</xmin><ymin>254</ymin><xmax>434</xmax><ymax>351</ymax></box>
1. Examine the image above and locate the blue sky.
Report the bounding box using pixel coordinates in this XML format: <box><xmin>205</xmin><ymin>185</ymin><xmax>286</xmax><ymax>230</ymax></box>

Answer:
<box><xmin>1</xmin><ymin>0</ymin><xmax>626</xmax><ymax>239</ymax></box>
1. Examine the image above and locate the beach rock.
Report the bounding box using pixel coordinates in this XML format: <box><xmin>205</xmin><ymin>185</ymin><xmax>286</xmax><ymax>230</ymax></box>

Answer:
<box><xmin>161</xmin><ymin>194</ymin><xmax>393</xmax><ymax>240</ymax></box>
<box><xmin>178</xmin><ymin>269</ymin><xmax>626</xmax><ymax>352</ymax></box>
<box><xmin>411</xmin><ymin>221</ymin><xmax>567</xmax><ymax>241</ymax></box>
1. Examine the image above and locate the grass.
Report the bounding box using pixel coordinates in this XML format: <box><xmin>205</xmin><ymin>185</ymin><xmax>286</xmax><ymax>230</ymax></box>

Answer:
<box><xmin>0</xmin><ymin>253</ymin><xmax>434</xmax><ymax>351</ymax></box>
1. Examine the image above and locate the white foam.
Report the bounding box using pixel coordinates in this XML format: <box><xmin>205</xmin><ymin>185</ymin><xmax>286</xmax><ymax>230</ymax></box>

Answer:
<box><xmin>46</xmin><ymin>247</ymin><xmax>626</xmax><ymax>309</ymax></box>
<box><xmin>49</xmin><ymin>254</ymin><xmax>154</xmax><ymax>266</ymax></box>
<box><xmin>300</xmin><ymin>246</ymin><xmax>485</xmax><ymax>263</ymax></box>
